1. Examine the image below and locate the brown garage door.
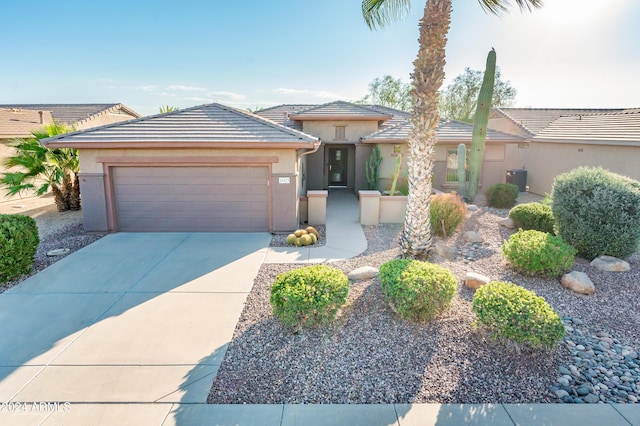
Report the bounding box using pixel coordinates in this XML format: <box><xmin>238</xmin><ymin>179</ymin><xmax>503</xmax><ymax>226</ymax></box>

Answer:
<box><xmin>112</xmin><ymin>166</ymin><xmax>269</xmax><ymax>232</ymax></box>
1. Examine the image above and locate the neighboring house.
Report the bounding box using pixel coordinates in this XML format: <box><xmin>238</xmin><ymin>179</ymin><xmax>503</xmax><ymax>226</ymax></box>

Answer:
<box><xmin>489</xmin><ymin>108</ymin><xmax>640</xmax><ymax>194</ymax></box>
<box><xmin>44</xmin><ymin>101</ymin><xmax>523</xmax><ymax>233</ymax></box>
<box><xmin>0</xmin><ymin>104</ymin><xmax>140</xmax><ymax>202</ymax></box>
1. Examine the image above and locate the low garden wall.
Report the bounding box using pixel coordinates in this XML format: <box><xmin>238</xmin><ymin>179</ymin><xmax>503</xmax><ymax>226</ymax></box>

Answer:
<box><xmin>358</xmin><ymin>190</ymin><xmax>407</xmax><ymax>225</ymax></box>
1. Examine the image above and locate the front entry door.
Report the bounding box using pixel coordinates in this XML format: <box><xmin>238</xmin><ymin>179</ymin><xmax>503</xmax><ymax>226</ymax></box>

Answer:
<box><xmin>328</xmin><ymin>147</ymin><xmax>347</xmax><ymax>187</ymax></box>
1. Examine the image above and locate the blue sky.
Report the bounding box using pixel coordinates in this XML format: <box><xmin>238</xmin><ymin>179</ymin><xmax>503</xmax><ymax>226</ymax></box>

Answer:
<box><xmin>2</xmin><ymin>0</ymin><xmax>639</xmax><ymax>116</ymax></box>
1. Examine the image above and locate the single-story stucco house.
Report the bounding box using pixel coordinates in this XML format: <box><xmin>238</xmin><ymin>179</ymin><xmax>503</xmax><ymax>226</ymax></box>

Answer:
<box><xmin>0</xmin><ymin>104</ymin><xmax>140</xmax><ymax>202</ymax></box>
<box><xmin>490</xmin><ymin>107</ymin><xmax>640</xmax><ymax>194</ymax></box>
<box><xmin>43</xmin><ymin>101</ymin><xmax>524</xmax><ymax>233</ymax></box>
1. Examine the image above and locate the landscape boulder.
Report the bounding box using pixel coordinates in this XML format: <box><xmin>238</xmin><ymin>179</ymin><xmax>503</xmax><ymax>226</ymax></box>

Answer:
<box><xmin>347</xmin><ymin>266</ymin><xmax>379</xmax><ymax>281</ymax></box>
<box><xmin>465</xmin><ymin>272</ymin><xmax>490</xmax><ymax>290</ymax></box>
<box><xmin>590</xmin><ymin>255</ymin><xmax>630</xmax><ymax>272</ymax></box>
<box><xmin>561</xmin><ymin>271</ymin><xmax>595</xmax><ymax>295</ymax></box>
<box><xmin>498</xmin><ymin>217</ymin><xmax>516</xmax><ymax>229</ymax></box>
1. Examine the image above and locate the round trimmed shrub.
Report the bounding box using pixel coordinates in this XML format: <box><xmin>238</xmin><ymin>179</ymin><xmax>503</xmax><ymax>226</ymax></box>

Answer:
<box><xmin>485</xmin><ymin>183</ymin><xmax>519</xmax><ymax>208</ymax></box>
<box><xmin>379</xmin><ymin>259</ymin><xmax>456</xmax><ymax>323</ymax></box>
<box><xmin>473</xmin><ymin>281</ymin><xmax>565</xmax><ymax>349</ymax></box>
<box><xmin>551</xmin><ymin>167</ymin><xmax>640</xmax><ymax>260</ymax></box>
<box><xmin>270</xmin><ymin>265</ymin><xmax>348</xmax><ymax>329</ymax></box>
<box><xmin>509</xmin><ymin>202</ymin><xmax>555</xmax><ymax>234</ymax></box>
<box><xmin>0</xmin><ymin>214</ymin><xmax>39</xmax><ymax>283</ymax></box>
<box><xmin>430</xmin><ymin>193</ymin><xmax>467</xmax><ymax>238</ymax></box>
<box><xmin>502</xmin><ymin>229</ymin><xmax>576</xmax><ymax>277</ymax></box>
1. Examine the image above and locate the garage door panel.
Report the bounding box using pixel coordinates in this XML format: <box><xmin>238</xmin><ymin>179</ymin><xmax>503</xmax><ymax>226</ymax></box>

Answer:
<box><xmin>112</xmin><ymin>166</ymin><xmax>269</xmax><ymax>232</ymax></box>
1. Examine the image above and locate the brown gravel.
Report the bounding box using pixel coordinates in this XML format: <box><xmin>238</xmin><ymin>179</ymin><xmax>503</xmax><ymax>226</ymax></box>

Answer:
<box><xmin>208</xmin><ymin>205</ymin><xmax>640</xmax><ymax>404</ymax></box>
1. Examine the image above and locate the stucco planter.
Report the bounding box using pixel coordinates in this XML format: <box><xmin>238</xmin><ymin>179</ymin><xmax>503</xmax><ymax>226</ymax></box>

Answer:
<box><xmin>379</xmin><ymin>195</ymin><xmax>407</xmax><ymax>224</ymax></box>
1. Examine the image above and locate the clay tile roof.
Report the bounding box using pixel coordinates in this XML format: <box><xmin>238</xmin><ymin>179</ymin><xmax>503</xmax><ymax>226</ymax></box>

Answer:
<box><xmin>288</xmin><ymin>101</ymin><xmax>393</xmax><ymax>121</ymax></box>
<box><xmin>0</xmin><ymin>103</ymin><xmax>140</xmax><ymax>126</ymax></box>
<box><xmin>254</xmin><ymin>104</ymin><xmax>316</xmax><ymax>130</ymax></box>
<box><xmin>361</xmin><ymin>119</ymin><xmax>525</xmax><ymax>144</ymax></box>
<box><xmin>492</xmin><ymin>108</ymin><xmax>624</xmax><ymax>135</ymax></box>
<box><xmin>0</xmin><ymin>108</ymin><xmax>54</xmax><ymax>139</ymax></box>
<box><xmin>43</xmin><ymin>103</ymin><xmax>319</xmax><ymax>148</ymax></box>
<box><xmin>533</xmin><ymin>109</ymin><xmax>640</xmax><ymax>145</ymax></box>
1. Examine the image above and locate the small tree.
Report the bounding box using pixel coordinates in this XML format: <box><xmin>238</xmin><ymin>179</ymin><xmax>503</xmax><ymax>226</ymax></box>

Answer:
<box><xmin>1</xmin><ymin>122</ymin><xmax>80</xmax><ymax>211</ymax></box>
<box><xmin>357</xmin><ymin>75</ymin><xmax>412</xmax><ymax>111</ymax></box>
<box><xmin>439</xmin><ymin>67</ymin><xmax>516</xmax><ymax>122</ymax></box>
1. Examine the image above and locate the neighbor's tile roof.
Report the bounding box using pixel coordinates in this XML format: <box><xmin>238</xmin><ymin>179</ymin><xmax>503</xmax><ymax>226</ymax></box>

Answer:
<box><xmin>361</xmin><ymin>119</ymin><xmax>525</xmax><ymax>144</ymax></box>
<box><xmin>0</xmin><ymin>103</ymin><xmax>140</xmax><ymax>126</ymax></box>
<box><xmin>492</xmin><ymin>108</ymin><xmax>624</xmax><ymax>135</ymax></box>
<box><xmin>533</xmin><ymin>109</ymin><xmax>640</xmax><ymax>145</ymax></box>
<box><xmin>288</xmin><ymin>101</ymin><xmax>393</xmax><ymax>120</ymax></box>
<box><xmin>0</xmin><ymin>108</ymin><xmax>54</xmax><ymax>139</ymax></box>
<box><xmin>255</xmin><ymin>104</ymin><xmax>316</xmax><ymax>130</ymax></box>
<box><xmin>43</xmin><ymin>103</ymin><xmax>319</xmax><ymax>148</ymax></box>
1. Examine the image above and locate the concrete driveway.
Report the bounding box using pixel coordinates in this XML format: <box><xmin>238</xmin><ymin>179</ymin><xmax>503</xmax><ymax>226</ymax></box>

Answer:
<box><xmin>0</xmin><ymin>232</ymin><xmax>270</xmax><ymax>421</ymax></box>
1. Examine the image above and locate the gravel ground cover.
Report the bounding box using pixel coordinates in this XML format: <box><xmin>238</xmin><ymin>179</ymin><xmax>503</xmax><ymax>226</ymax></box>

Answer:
<box><xmin>0</xmin><ymin>200</ymin><xmax>104</xmax><ymax>293</ymax></box>
<box><xmin>209</xmin><ymin>205</ymin><xmax>640</xmax><ymax>404</ymax></box>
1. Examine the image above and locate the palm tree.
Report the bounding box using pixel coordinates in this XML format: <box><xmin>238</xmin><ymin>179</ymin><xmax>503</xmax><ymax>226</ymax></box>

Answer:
<box><xmin>1</xmin><ymin>122</ymin><xmax>80</xmax><ymax>212</ymax></box>
<box><xmin>362</xmin><ymin>0</ymin><xmax>542</xmax><ymax>258</ymax></box>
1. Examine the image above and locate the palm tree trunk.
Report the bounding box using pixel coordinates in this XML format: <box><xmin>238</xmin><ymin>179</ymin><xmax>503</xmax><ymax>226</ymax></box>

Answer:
<box><xmin>51</xmin><ymin>184</ymin><xmax>66</xmax><ymax>212</ymax></box>
<box><xmin>400</xmin><ymin>0</ymin><xmax>451</xmax><ymax>258</ymax></box>
<box><xmin>62</xmin><ymin>172</ymin><xmax>73</xmax><ymax>210</ymax></box>
<box><xmin>70</xmin><ymin>173</ymin><xmax>81</xmax><ymax>210</ymax></box>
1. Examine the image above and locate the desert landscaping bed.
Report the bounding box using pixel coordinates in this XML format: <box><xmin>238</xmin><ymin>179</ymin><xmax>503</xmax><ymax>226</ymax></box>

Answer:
<box><xmin>209</xmin><ymin>206</ymin><xmax>640</xmax><ymax>404</ymax></box>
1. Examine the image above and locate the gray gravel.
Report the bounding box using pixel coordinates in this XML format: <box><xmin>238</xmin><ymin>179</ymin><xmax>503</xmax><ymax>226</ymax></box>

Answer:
<box><xmin>208</xmin><ymin>206</ymin><xmax>640</xmax><ymax>404</ymax></box>
<box><xmin>1</xmin><ymin>207</ymin><xmax>104</xmax><ymax>293</ymax></box>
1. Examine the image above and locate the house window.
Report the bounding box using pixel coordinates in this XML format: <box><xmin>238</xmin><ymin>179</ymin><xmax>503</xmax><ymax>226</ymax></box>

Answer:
<box><xmin>334</xmin><ymin>126</ymin><xmax>346</xmax><ymax>140</ymax></box>
<box><xmin>446</xmin><ymin>148</ymin><xmax>470</xmax><ymax>183</ymax></box>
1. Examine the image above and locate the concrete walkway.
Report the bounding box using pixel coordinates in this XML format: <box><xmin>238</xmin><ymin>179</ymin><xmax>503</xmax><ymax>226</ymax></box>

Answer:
<box><xmin>1</xmin><ymin>193</ymin><xmax>639</xmax><ymax>425</ymax></box>
<box><xmin>264</xmin><ymin>189</ymin><xmax>367</xmax><ymax>263</ymax></box>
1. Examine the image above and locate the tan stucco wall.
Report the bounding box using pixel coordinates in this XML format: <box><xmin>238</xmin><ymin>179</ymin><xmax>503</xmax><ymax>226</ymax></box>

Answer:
<box><xmin>302</xmin><ymin>120</ymin><xmax>380</xmax><ymax>142</ymax></box>
<box><xmin>520</xmin><ymin>142</ymin><xmax>640</xmax><ymax>195</ymax></box>
<box><xmin>433</xmin><ymin>144</ymin><xmax>507</xmax><ymax>192</ymax></box>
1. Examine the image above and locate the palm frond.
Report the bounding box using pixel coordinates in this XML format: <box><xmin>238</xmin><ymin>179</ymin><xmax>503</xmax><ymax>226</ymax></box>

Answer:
<box><xmin>479</xmin><ymin>0</ymin><xmax>543</xmax><ymax>15</ymax></box>
<box><xmin>362</xmin><ymin>0</ymin><xmax>412</xmax><ymax>30</ymax></box>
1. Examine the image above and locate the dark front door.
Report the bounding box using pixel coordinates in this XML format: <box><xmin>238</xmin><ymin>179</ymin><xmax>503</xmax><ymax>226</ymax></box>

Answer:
<box><xmin>328</xmin><ymin>147</ymin><xmax>348</xmax><ymax>186</ymax></box>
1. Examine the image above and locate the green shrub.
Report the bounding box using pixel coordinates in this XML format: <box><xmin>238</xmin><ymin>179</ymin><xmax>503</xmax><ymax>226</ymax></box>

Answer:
<box><xmin>551</xmin><ymin>167</ymin><xmax>640</xmax><ymax>260</ymax></box>
<box><xmin>502</xmin><ymin>229</ymin><xmax>576</xmax><ymax>277</ymax></box>
<box><xmin>485</xmin><ymin>183</ymin><xmax>519</xmax><ymax>208</ymax></box>
<box><xmin>430</xmin><ymin>193</ymin><xmax>467</xmax><ymax>238</ymax></box>
<box><xmin>509</xmin><ymin>202</ymin><xmax>555</xmax><ymax>234</ymax></box>
<box><xmin>379</xmin><ymin>259</ymin><xmax>456</xmax><ymax>323</ymax></box>
<box><xmin>473</xmin><ymin>281</ymin><xmax>565</xmax><ymax>349</ymax></box>
<box><xmin>270</xmin><ymin>265</ymin><xmax>348</xmax><ymax>330</ymax></box>
<box><xmin>0</xmin><ymin>214</ymin><xmax>39</xmax><ymax>283</ymax></box>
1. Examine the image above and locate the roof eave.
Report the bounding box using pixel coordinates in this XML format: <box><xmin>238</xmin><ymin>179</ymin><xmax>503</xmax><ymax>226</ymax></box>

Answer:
<box><xmin>44</xmin><ymin>140</ymin><xmax>318</xmax><ymax>149</ymax></box>
<box><xmin>288</xmin><ymin>114</ymin><xmax>392</xmax><ymax>121</ymax></box>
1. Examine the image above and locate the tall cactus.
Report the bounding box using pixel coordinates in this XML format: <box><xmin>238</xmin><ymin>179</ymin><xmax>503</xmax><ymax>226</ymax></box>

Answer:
<box><xmin>389</xmin><ymin>153</ymin><xmax>403</xmax><ymax>196</ymax></box>
<box><xmin>457</xmin><ymin>143</ymin><xmax>467</xmax><ymax>200</ymax></box>
<box><xmin>365</xmin><ymin>145</ymin><xmax>382</xmax><ymax>190</ymax></box>
<box><xmin>467</xmin><ymin>48</ymin><xmax>496</xmax><ymax>201</ymax></box>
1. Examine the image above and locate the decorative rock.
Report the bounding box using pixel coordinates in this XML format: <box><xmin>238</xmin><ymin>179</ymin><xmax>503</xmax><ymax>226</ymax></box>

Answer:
<box><xmin>584</xmin><ymin>394</ymin><xmax>600</xmax><ymax>403</ymax></box>
<box><xmin>465</xmin><ymin>272</ymin><xmax>490</xmax><ymax>290</ymax></box>
<box><xmin>467</xmin><ymin>204</ymin><xmax>479</xmax><ymax>212</ymax></box>
<box><xmin>46</xmin><ymin>248</ymin><xmax>71</xmax><ymax>257</ymax></box>
<box><xmin>554</xmin><ymin>389</ymin><xmax>569</xmax><ymax>399</ymax></box>
<box><xmin>347</xmin><ymin>266</ymin><xmax>379</xmax><ymax>281</ymax></box>
<box><xmin>435</xmin><ymin>241</ymin><xmax>457</xmax><ymax>260</ymax></box>
<box><xmin>498</xmin><ymin>217</ymin><xmax>516</xmax><ymax>229</ymax></box>
<box><xmin>561</xmin><ymin>271</ymin><xmax>595</xmax><ymax>295</ymax></box>
<box><xmin>463</xmin><ymin>231</ymin><xmax>483</xmax><ymax>244</ymax></box>
<box><xmin>590</xmin><ymin>256</ymin><xmax>630</xmax><ymax>272</ymax></box>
